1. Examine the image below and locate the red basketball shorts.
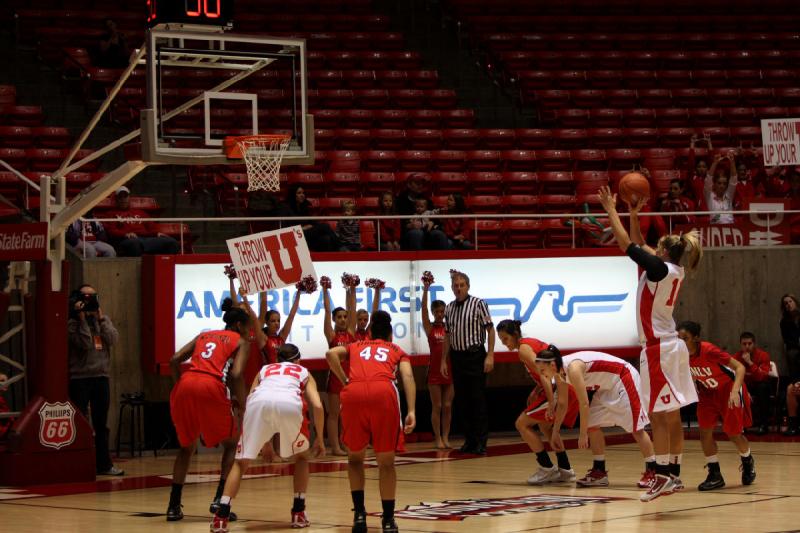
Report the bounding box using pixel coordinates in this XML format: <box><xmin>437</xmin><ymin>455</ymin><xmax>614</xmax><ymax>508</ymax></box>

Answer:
<box><xmin>696</xmin><ymin>384</ymin><xmax>752</xmax><ymax>436</ymax></box>
<box><xmin>340</xmin><ymin>380</ymin><xmax>402</xmax><ymax>453</ymax></box>
<box><xmin>170</xmin><ymin>372</ymin><xmax>237</xmax><ymax>448</ymax></box>
<box><xmin>524</xmin><ymin>386</ymin><xmax>579</xmax><ymax>428</ymax></box>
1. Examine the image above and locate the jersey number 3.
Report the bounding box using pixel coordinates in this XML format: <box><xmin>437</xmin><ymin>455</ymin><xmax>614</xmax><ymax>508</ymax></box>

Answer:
<box><xmin>360</xmin><ymin>346</ymin><xmax>389</xmax><ymax>362</ymax></box>
<box><xmin>200</xmin><ymin>342</ymin><xmax>217</xmax><ymax>359</ymax></box>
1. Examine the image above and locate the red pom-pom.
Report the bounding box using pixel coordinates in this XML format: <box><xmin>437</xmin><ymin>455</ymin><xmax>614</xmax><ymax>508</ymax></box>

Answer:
<box><xmin>365</xmin><ymin>278</ymin><xmax>385</xmax><ymax>289</ymax></box>
<box><xmin>421</xmin><ymin>271</ymin><xmax>434</xmax><ymax>286</ymax></box>
<box><xmin>320</xmin><ymin>276</ymin><xmax>332</xmax><ymax>290</ymax></box>
<box><xmin>295</xmin><ymin>275</ymin><xmax>318</xmax><ymax>294</ymax></box>
<box><xmin>224</xmin><ymin>264</ymin><xmax>237</xmax><ymax>280</ymax></box>
<box><xmin>341</xmin><ymin>273</ymin><xmax>361</xmax><ymax>288</ymax></box>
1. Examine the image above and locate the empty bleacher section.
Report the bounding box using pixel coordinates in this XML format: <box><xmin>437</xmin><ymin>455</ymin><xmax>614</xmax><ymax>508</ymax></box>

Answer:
<box><xmin>1</xmin><ymin>0</ymin><xmax>798</xmax><ymax>250</ymax></box>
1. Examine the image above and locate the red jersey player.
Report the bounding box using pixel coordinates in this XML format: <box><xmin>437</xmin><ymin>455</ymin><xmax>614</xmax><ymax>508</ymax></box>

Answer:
<box><xmin>421</xmin><ymin>276</ymin><xmax>453</xmax><ymax>449</ymax></box>
<box><xmin>678</xmin><ymin>321</ymin><xmax>756</xmax><ymax>490</ymax></box>
<box><xmin>322</xmin><ymin>277</ymin><xmax>357</xmax><ymax>455</ymax></box>
<box><xmin>497</xmin><ymin>320</ymin><xmax>578</xmax><ymax>486</ymax></box>
<box><xmin>327</xmin><ymin>311</ymin><xmax>416</xmax><ymax>533</ymax></box>
<box><xmin>600</xmin><ymin>186</ymin><xmax>703</xmax><ymax>502</ymax></box>
<box><xmin>166</xmin><ymin>299</ymin><xmax>251</xmax><ymax>522</ymax></box>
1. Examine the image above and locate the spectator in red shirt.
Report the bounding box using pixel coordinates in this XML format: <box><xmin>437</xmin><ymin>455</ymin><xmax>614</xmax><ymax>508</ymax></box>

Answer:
<box><xmin>103</xmin><ymin>187</ymin><xmax>180</xmax><ymax>257</ymax></box>
<box><xmin>687</xmin><ymin>135</ymin><xmax>711</xmax><ymax>208</ymax></box>
<box><xmin>733</xmin><ymin>332</ymin><xmax>772</xmax><ymax>435</ymax></box>
<box><xmin>733</xmin><ymin>160</ymin><xmax>765</xmax><ymax>210</ymax></box>
<box><xmin>658</xmin><ymin>179</ymin><xmax>696</xmax><ymax>229</ymax></box>
<box><xmin>441</xmin><ymin>193</ymin><xmax>474</xmax><ymax>250</ymax></box>
<box><xmin>377</xmin><ymin>191</ymin><xmax>401</xmax><ymax>251</ymax></box>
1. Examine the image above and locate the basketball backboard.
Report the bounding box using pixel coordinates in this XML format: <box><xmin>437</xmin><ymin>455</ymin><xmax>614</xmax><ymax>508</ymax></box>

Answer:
<box><xmin>140</xmin><ymin>27</ymin><xmax>314</xmax><ymax>166</ymax></box>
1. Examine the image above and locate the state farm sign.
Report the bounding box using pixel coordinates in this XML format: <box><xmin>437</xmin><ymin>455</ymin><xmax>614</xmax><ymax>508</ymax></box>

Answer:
<box><xmin>0</xmin><ymin>223</ymin><xmax>48</xmax><ymax>260</ymax></box>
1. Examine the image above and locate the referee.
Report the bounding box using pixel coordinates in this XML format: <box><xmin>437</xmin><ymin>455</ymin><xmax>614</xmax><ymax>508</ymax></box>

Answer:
<box><xmin>440</xmin><ymin>271</ymin><xmax>495</xmax><ymax>455</ymax></box>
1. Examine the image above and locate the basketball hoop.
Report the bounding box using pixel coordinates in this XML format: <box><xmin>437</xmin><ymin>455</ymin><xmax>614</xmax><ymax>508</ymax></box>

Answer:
<box><xmin>224</xmin><ymin>134</ymin><xmax>291</xmax><ymax>192</ymax></box>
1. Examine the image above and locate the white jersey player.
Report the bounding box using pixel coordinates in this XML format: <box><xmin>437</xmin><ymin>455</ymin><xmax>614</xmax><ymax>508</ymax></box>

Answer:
<box><xmin>599</xmin><ymin>186</ymin><xmax>703</xmax><ymax>502</ymax></box>
<box><xmin>537</xmin><ymin>349</ymin><xmax>656</xmax><ymax>489</ymax></box>
<box><xmin>212</xmin><ymin>344</ymin><xmax>325</xmax><ymax>533</ymax></box>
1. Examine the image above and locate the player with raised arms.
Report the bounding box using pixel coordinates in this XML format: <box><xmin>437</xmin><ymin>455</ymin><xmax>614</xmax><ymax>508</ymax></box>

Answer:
<box><xmin>420</xmin><ymin>271</ymin><xmax>454</xmax><ymax>449</ymax></box>
<box><xmin>536</xmin><ymin>348</ymin><xmax>658</xmax><ymax>488</ymax></box>
<box><xmin>210</xmin><ymin>344</ymin><xmax>325</xmax><ymax>532</ymax></box>
<box><xmin>258</xmin><ymin>288</ymin><xmax>301</xmax><ymax>364</ymax></box>
<box><xmin>677</xmin><ymin>321</ymin><xmax>756</xmax><ymax>490</ymax></box>
<box><xmin>326</xmin><ymin>310</ymin><xmax>416</xmax><ymax>533</ymax></box>
<box><xmin>496</xmin><ymin>319</ymin><xmax>579</xmax><ymax>485</ymax></box>
<box><xmin>165</xmin><ymin>298</ymin><xmax>251</xmax><ymax>522</ymax></box>
<box><xmin>322</xmin><ymin>274</ymin><xmax>358</xmax><ymax>455</ymax></box>
<box><xmin>599</xmin><ymin>186</ymin><xmax>703</xmax><ymax>501</ymax></box>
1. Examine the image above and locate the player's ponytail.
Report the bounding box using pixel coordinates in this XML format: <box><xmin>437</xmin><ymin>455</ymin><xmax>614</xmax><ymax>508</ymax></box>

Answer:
<box><xmin>658</xmin><ymin>230</ymin><xmax>703</xmax><ymax>272</ymax></box>
<box><xmin>680</xmin><ymin>230</ymin><xmax>703</xmax><ymax>272</ymax></box>
<box><xmin>277</xmin><ymin>343</ymin><xmax>301</xmax><ymax>362</ymax></box>
<box><xmin>497</xmin><ymin>319</ymin><xmax>522</xmax><ymax>338</ymax></box>
<box><xmin>369</xmin><ymin>310</ymin><xmax>393</xmax><ymax>340</ymax></box>
<box><xmin>535</xmin><ymin>345</ymin><xmax>564</xmax><ymax>370</ymax></box>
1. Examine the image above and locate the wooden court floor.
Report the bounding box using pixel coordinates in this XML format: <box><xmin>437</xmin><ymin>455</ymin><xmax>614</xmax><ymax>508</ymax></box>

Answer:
<box><xmin>1</xmin><ymin>435</ymin><xmax>799</xmax><ymax>533</ymax></box>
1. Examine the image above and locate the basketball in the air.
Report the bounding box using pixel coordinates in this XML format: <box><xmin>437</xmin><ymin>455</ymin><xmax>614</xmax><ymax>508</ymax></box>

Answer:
<box><xmin>618</xmin><ymin>172</ymin><xmax>650</xmax><ymax>204</ymax></box>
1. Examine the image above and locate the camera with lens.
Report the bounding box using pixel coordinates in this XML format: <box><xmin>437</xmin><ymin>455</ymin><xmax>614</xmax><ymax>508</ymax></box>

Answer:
<box><xmin>81</xmin><ymin>293</ymin><xmax>100</xmax><ymax>312</ymax></box>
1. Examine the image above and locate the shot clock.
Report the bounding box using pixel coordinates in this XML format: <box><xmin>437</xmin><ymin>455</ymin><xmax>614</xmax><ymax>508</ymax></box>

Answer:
<box><xmin>147</xmin><ymin>0</ymin><xmax>234</xmax><ymax>28</ymax></box>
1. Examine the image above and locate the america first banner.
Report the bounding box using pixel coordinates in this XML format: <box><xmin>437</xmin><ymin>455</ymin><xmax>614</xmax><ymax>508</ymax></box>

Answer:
<box><xmin>226</xmin><ymin>226</ymin><xmax>317</xmax><ymax>295</ymax></box>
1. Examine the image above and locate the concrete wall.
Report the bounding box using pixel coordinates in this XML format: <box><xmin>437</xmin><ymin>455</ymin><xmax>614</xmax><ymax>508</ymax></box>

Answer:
<box><xmin>674</xmin><ymin>247</ymin><xmax>797</xmax><ymax>374</ymax></box>
<box><xmin>71</xmin><ymin>247</ymin><xmax>800</xmax><ymax>447</ymax></box>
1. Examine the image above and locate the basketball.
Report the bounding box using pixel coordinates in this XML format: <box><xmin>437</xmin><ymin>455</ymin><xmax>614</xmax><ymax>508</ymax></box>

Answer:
<box><xmin>618</xmin><ymin>172</ymin><xmax>651</xmax><ymax>204</ymax></box>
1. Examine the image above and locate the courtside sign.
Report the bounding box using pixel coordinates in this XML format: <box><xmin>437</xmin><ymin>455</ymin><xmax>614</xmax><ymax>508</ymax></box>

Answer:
<box><xmin>0</xmin><ymin>222</ymin><xmax>48</xmax><ymax>261</ymax></box>
<box><xmin>761</xmin><ymin>118</ymin><xmax>800</xmax><ymax>166</ymax></box>
<box><xmin>174</xmin><ymin>256</ymin><xmax>638</xmax><ymax>357</ymax></box>
<box><xmin>226</xmin><ymin>225</ymin><xmax>316</xmax><ymax>295</ymax></box>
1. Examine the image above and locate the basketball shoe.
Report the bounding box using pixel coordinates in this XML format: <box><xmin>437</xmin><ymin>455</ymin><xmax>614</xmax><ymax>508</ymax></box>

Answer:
<box><xmin>698</xmin><ymin>464</ymin><xmax>725</xmax><ymax>491</ymax></box>
<box><xmin>640</xmin><ymin>474</ymin><xmax>675</xmax><ymax>502</ymax></box>
<box><xmin>740</xmin><ymin>456</ymin><xmax>756</xmax><ymax>486</ymax></box>
<box><xmin>558</xmin><ymin>468</ymin><xmax>576</xmax><ymax>483</ymax></box>
<box><xmin>210</xmin><ymin>515</ymin><xmax>228</xmax><ymax>533</ymax></box>
<box><xmin>638</xmin><ymin>469</ymin><xmax>656</xmax><ymax>488</ymax></box>
<box><xmin>291</xmin><ymin>510</ymin><xmax>310</xmax><ymax>528</ymax></box>
<box><xmin>526</xmin><ymin>465</ymin><xmax>560</xmax><ymax>485</ymax></box>
<box><xmin>209</xmin><ymin>501</ymin><xmax>237</xmax><ymax>521</ymax></box>
<box><xmin>382</xmin><ymin>518</ymin><xmax>399</xmax><ymax>532</ymax></box>
<box><xmin>576</xmin><ymin>469</ymin><xmax>609</xmax><ymax>487</ymax></box>
<box><xmin>352</xmin><ymin>510</ymin><xmax>368</xmax><ymax>533</ymax></box>
<box><xmin>670</xmin><ymin>476</ymin><xmax>685</xmax><ymax>492</ymax></box>
<box><xmin>166</xmin><ymin>503</ymin><xmax>183</xmax><ymax>521</ymax></box>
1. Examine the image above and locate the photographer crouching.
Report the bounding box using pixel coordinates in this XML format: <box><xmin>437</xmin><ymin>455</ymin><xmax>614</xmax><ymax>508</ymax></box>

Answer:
<box><xmin>68</xmin><ymin>284</ymin><xmax>124</xmax><ymax>476</ymax></box>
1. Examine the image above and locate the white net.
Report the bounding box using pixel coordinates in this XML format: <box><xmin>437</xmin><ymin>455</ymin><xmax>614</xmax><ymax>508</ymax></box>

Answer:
<box><xmin>237</xmin><ymin>135</ymin><xmax>291</xmax><ymax>192</ymax></box>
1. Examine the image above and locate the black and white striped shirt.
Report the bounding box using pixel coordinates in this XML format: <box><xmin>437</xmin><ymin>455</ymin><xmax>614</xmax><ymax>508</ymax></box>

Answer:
<box><xmin>444</xmin><ymin>295</ymin><xmax>493</xmax><ymax>351</ymax></box>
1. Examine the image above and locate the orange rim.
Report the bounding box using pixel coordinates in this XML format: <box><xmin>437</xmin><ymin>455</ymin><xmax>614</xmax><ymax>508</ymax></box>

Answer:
<box><xmin>224</xmin><ymin>134</ymin><xmax>291</xmax><ymax>159</ymax></box>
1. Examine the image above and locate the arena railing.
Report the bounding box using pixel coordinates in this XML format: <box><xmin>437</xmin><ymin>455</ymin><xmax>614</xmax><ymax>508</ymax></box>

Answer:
<box><xmin>83</xmin><ymin>208</ymin><xmax>799</xmax><ymax>255</ymax></box>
